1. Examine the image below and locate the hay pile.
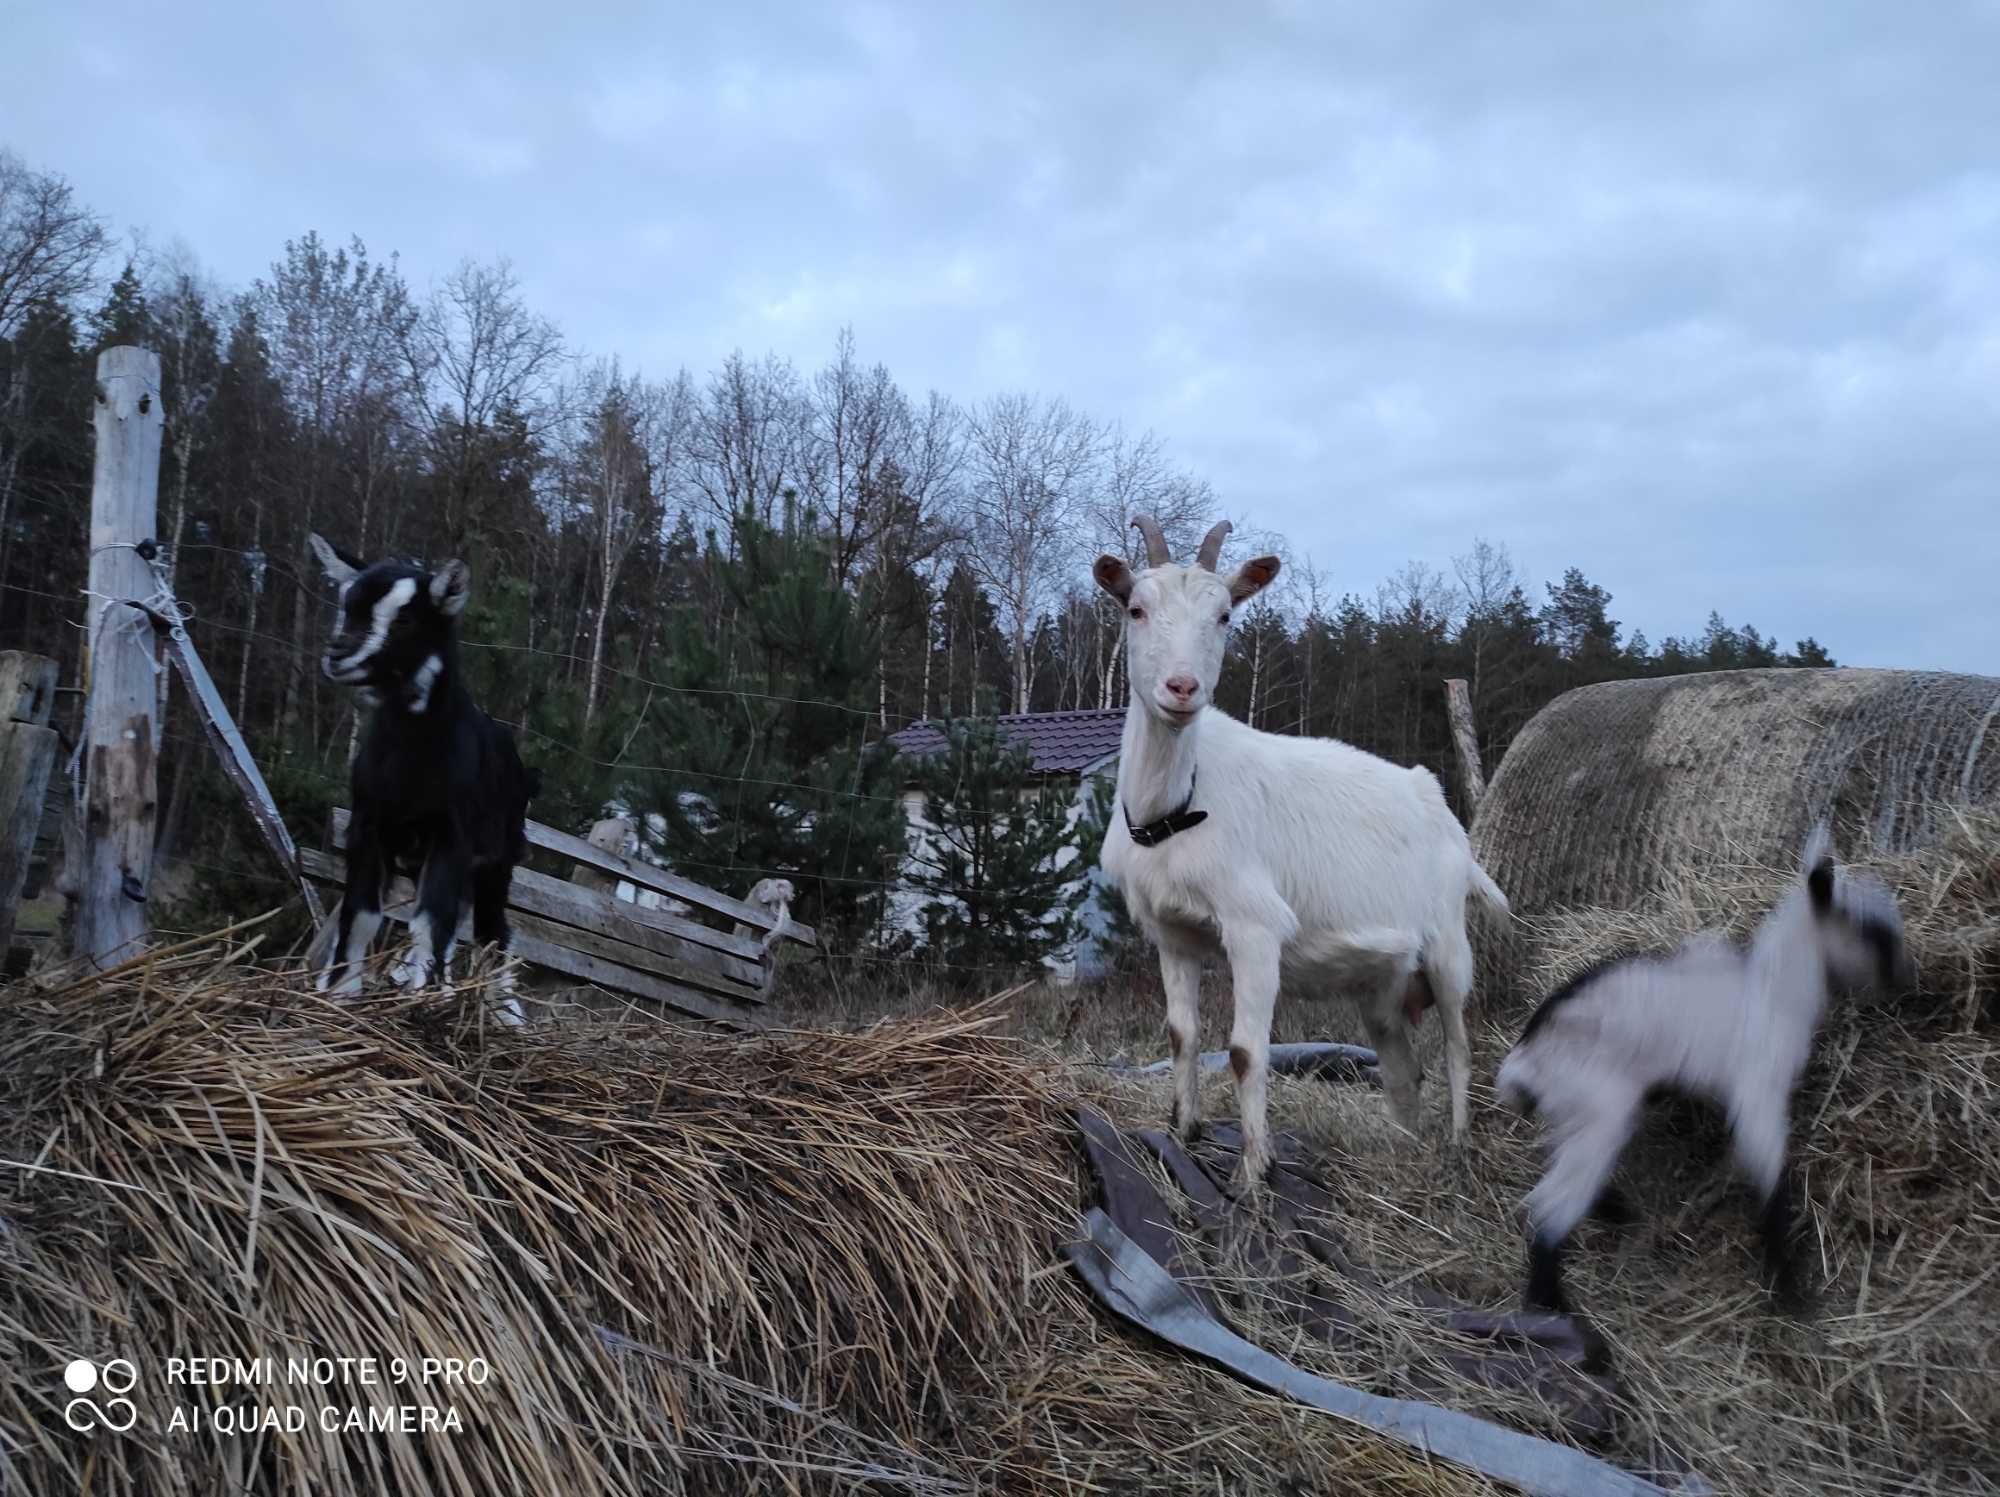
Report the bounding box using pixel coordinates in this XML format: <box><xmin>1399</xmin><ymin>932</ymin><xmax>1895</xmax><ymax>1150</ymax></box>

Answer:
<box><xmin>0</xmin><ymin>927</ymin><xmax>1496</xmax><ymax>1496</ymax></box>
<box><xmin>1060</xmin><ymin>792</ymin><xmax>2000</xmax><ymax>1494</ymax></box>
<box><xmin>1469</xmin><ymin>667</ymin><xmax>2000</xmax><ymax>1000</ymax></box>
<box><xmin>1307</xmin><ymin>671</ymin><xmax>2000</xmax><ymax>1495</ymax></box>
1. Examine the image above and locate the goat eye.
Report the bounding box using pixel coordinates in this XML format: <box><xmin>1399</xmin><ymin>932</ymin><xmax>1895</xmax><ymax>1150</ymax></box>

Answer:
<box><xmin>1218</xmin><ymin>612</ymin><xmax>1231</xmax><ymax>626</ymax></box>
<box><xmin>1128</xmin><ymin>606</ymin><xmax>1145</xmax><ymax>621</ymax></box>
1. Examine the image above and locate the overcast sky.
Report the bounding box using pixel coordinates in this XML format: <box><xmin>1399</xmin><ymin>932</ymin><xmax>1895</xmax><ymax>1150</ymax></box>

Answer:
<box><xmin>6</xmin><ymin>1</ymin><xmax>1997</xmax><ymax>671</ymax></box>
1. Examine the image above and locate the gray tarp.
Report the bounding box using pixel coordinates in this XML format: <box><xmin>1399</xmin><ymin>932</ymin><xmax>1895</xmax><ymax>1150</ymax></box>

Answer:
<box><xmin>1065</xmin><ymin>1107</ymin><xmax>1712</xmax><ymax>1497</ymax></box>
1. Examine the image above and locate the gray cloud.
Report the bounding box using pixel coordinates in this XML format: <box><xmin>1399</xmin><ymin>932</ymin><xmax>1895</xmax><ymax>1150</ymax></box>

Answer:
<box><xmin>6</xmin><ymin>0</ymin><xmax>1996</xmax><ymax>668</ymax></box>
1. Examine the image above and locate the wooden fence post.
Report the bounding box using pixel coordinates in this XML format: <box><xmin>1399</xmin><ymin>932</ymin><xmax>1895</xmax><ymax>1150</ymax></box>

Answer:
<box><xmin>0</xmin><ymin>652</ymin><xmax>60</xmax><ymax>963</ymax></box>
<box><xmin>75</xmin><ymin>345</ymin><xmax>165</xmax><ymax>969</ymax></box>
<box><xmin>1443</xmin><ymin>678</ymin><xmax>1486</xmax><ymax>820</ymax></box>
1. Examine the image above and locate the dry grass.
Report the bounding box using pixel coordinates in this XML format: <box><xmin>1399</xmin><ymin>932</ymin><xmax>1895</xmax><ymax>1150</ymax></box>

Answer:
<box><xmin>0</xmin><ymin>925</ymin><xmax>1499</xmax><ymax>1496</ymax></box>
<box><xmin>1048</xmin><ymin>807</ymin><xmax>2000</xmax><ymax>1496</ymax></box>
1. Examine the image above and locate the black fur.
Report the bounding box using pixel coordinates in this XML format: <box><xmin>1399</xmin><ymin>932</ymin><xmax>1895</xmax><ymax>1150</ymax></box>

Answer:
<box><xmin>312</xmin><ymin>536</ymin><xmax>539</xmax><ymax>992</ymax></box>
<box><xmin>1856</xmin><ymin>913</ymin><xmax>1905</xmax><ymax>987</ymax></box>
<box><xmin>1525</xmin><ymin>1234</ymin><xmax>1568</xmax><ymax>1314</ymax></box>
<box><xmin>1515</xmin><ymin>958</ymin><xmax>1621</xmax><ymax>1045</ymax></box>
<box><xmin>1757</xmin><ymin>1176</ymin><xmax>1808</xmax><ymax>1311</ymax></box>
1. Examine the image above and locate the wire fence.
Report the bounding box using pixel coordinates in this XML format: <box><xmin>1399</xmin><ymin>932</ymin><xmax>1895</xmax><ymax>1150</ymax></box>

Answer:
<box><xmin>2</xmin><ymin>560</ymin><xmax>1127</xmax><ymax>990</ymax></box>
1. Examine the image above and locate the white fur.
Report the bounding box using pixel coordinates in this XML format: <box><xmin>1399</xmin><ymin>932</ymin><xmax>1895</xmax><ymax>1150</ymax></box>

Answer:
<box><xmin>1496</xmin><ymin>827</ymin><xmax>1912</xmax><ymax>1303</ymax></box>
<box><xmin>1095</xmin><ymin>529</ymin><xmax>1509</xmax><ymax>1187</ymax></box>
<box><xmin>316</xmin><ymin>907</ymin><xmax>382</xmax><ymax>996</ymax></box>
<box><xmin>406</xmin><ymin>653</ymin><xmax>443</xmax><ymax>713</ymax></box>
<box><xmin>736</xmin><ymin>877</ymin><xmax>796</xmax><ymax>958</ymax></box>
<box><xmin>328</xmin><ymin>576</ymin><xmax>416</xmax><ymax>681</ymax></box>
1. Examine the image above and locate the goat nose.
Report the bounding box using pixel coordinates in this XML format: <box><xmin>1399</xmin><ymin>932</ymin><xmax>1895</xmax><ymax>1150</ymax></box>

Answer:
<box><xmin>1165</xmin><ymin>675</ymin><xmax>1198</xmax><ymax>702</ymax></box>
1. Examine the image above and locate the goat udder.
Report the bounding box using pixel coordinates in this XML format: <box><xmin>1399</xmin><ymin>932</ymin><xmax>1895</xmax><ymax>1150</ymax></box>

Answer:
<box><xmin>1401</xmin><ymin>970</ymin><xmax>1437</xmax><ymax>1027</ymax></box>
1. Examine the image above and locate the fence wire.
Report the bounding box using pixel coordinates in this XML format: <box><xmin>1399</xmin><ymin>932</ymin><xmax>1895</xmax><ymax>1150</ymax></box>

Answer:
<box><xmin>4</xmin><ymin>568</ymin><xmax>1123</xmax><ymax>990</ymax></box>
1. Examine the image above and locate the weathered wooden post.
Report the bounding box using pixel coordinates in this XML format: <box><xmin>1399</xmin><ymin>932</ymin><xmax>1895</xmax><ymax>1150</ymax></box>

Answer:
<box><xmin>75</xmin><ymin>345</ymin><xmax>165</xmax><ymax>968</ymax></box>
<box><xmin>1443</xmin><ymin>677</ymin><xmax>1486</xmax><ymax>820</ymax></box>
<box><xmin>0</xmin><ymin>652</ymin><xmax>60</xmax><ymax>963</ymax></box>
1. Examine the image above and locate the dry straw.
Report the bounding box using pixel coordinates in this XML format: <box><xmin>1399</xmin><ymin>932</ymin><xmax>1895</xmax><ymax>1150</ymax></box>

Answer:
<box><xmin>1469</xmin><ymin>666</ymin><xmax>2000</xmax><ymax>1002</ymax></box>
<box><xmin>0</xmin><ymin>929</ymin><xmax>1496</xmax><ymax>1496</ymax></box>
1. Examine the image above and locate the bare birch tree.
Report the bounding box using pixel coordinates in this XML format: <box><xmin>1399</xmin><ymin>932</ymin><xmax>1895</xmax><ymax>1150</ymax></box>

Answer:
<box><xmin>573</xmin><ymin>362</ymin><xmax>689</xmax><ymax>730</ymax></box>
<box><xmin>1452</xmin><ymin>535</ymin><xmax>1521</xmax><ymax>702</ymax></box>
<box><xmin>403</xmin><ymin>256</ymin><xmax>565</xmax><ymax>545</ymax></box>
<box><xmin>0</xmin><ymin>151</ymin><xmax>109</xmax><ymax>583</ymax></box>
<box><xmin>962</xmin><ymin>393</ymin><xmax>1101</xmax><ymax>714</ymax></box>
<box><xmin>258</xmin><ymin>232</ymin><xmax>413</xmax><ymax>744</ymax></box>
<box><xmin>687</xmin><ymin>349</ymin><xmax>806</xmax><ymax>548</ymax></box>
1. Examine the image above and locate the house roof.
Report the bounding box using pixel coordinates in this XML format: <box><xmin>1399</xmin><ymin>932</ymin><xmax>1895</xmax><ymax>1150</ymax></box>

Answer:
<box><xmin>888</xmin><ymin>707</ymin><xmax>1126</xmax><ymax>776</ymax></box>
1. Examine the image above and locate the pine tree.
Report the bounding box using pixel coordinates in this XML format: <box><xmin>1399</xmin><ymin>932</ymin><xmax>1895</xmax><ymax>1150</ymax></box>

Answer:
<box><xmin>639</xmin><ymin>504</ymin><xmax>906</xmax><ymax>944</ymax></box>
<box><xmin>907</xmin><ymin>697</ymin><xmax>1087</xmax><ymax>980</ymax></box>
<box><xmin>91</xmin><ymin>260</ymin><xmax>148</xmax><ymax>349</ymax></box>
<box><xmin>1074</xmin><ymin>768</ymin><xmax>1148</xmax><ymax>975</ymax></box>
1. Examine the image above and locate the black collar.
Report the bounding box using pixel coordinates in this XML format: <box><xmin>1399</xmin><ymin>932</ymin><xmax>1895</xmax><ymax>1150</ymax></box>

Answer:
<box><xmin>1125</xmin><ymin>769</ymin><xmax>1206</xmax><ymax>848</ymax></box>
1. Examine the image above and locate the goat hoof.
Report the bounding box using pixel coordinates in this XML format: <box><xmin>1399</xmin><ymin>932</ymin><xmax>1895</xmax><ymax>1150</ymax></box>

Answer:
<box><xmin>1168</xmin><ymin>1103</ymin><xmax>1203</xmax><ymax>1144</ymax></box>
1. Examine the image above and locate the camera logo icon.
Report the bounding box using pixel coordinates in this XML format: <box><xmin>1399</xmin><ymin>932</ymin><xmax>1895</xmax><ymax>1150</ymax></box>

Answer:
<box><xmin>63</xmin><ymin>1359</ymin><xmax>138</xmax><ymax>1433</ymax></box>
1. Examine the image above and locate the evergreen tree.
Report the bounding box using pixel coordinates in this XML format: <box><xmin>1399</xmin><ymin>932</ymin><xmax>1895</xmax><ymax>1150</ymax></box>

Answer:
<box><xmin>1539</xmin><ymin>567</ymin><xmax>1622</xmax><ymax>685</ymax></box>
<box><xmin>1074</xmin><ymin>768</ymin><xmax>1148</xmax><ymax>975</ymax></box>
<box><xmin>91</xmin><ymin>260</ymin><xmax>148</xmax><ymax>349</ymax></box>
<box><xmin>639</xmin><ymin>505</ymin><xmax>906</xmax><ymax>944</ymax></box>
<box><xmin>906</xmin><ymin>696</ymin><xmax>1086</xmax><ymax>979</ymax></box>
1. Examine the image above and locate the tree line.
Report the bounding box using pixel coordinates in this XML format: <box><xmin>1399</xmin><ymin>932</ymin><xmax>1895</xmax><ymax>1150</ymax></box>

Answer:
<box><xmin>0</xmin><ymin>148</ymin><xmax>1836</xmax><ymax>972</ymax></box>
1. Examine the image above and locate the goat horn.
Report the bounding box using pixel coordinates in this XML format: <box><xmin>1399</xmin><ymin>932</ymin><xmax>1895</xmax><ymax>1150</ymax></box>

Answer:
<box><xmin>1195</xmin><ymin>520</ymin><xmax>1232</xmax><ymax>571</ymax></box>
<box><xmin>1130</xmin><ymin>514</ymin><xmax>1171</xmax><ymax>568</ymax></box>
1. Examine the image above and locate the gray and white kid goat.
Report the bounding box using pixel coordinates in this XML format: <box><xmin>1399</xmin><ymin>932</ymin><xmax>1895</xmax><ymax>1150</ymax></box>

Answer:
<box><xmin>1497</xmin><ymin>826</ymin><xmax>1914</xmax><ymax>1314</ymax></box>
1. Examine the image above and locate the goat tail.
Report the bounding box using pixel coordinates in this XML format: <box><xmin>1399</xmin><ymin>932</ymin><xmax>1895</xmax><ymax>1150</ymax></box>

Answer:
<box><xmin>1467</xmin><ymin>857</ymin><xmax>1510</xmax><ymax>917</ymax></box>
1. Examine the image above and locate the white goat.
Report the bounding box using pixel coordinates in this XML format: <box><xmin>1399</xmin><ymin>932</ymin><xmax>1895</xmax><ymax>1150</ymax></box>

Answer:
<box><xmin>1093</xmin><ymin>515</ymin><xmax>1511</xmax><ymax>1188</ymax></box>
<box><xmin>1496</xmin><ymin>827</ymin><xmax>1914</xmax><ymax>1314</ymax></box>
<box><xmin>735</xmin><ymin>877</ymin><xmax>796</xmax><ymax>958</ymax></box>
<box><xmin>573</xmin><ymin>817</ymin><xmax>639</xmax><ymax>895</ymax></box>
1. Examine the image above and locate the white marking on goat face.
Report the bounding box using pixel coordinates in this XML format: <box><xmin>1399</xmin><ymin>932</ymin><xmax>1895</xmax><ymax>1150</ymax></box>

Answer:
<box><xmin>406</xmin><ymin>653</ymin><xmax>443</xmax><ymax>713</ymax></box>
<box><xmin>326</xmin><ymin>577</ymin><xmax>417</xmax><ymax>682</ymax></box>
<box><xmin>1093</xmin><ymin>555</ymin><xmax>1280</xmax><ymax>727</ymax></box>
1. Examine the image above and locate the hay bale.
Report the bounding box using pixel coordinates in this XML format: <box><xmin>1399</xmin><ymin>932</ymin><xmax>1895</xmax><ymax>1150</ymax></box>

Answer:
<box><xmin>0</xmin><ymin>935</ymin><xmax>1491</xmax><ymax>1496</ymax></box>
<box><xmin>1470</xmin><ymin>667</ymin><xmax>2000</xmax><ymax>1001</ymax></box>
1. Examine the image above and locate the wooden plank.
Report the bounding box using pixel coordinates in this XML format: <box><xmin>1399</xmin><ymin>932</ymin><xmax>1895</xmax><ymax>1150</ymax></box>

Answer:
<box><xmin>324</xmin><ymin>811</ymin><xmax>773</xmax><ymax>967</ymax></box>
<box><xmin>507</xmin><ymin>863</ymin><xmax>768</xmax><ymax>992</ymax></box>
<box><xmin>76</xmin><ymin>345</ymin><xmax>165</xmax><ymax>968</ymax></box>
<box><xmin>328</xmin><ymin>806</ymin><xmax>819</xmax><ymax>948</ymax></box>
<box><xmin>151</xmin><ymin>612</ymin><xmax>324</xmax><ymax>923</ymax></box>
<box><xmin>0</xmin><ymin>719</ymin><xmax>59</xmax><ymax>955</ymax></box>
<box><xmin>506</xmin><ymin>925</ymin><xmax>753</xmax><ymax>1028</ymax></box>
<box><xmin>0</xmin><ymin>652</ymin><xmax>58</xmax><ymax>726</ymax></box>
<box><xmin>348</xmin><ymin>878</ymin><xmax>752</xmax><ymax>1027</ymax></box>
<box><xmin>299</xmin><ymin>847</ymin><xmax>768</xmax><ymax>1008</ymax></box>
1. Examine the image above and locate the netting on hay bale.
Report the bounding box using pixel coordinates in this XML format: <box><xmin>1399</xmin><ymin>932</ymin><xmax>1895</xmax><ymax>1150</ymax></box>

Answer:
<box><xmin>1469</xmin><ymin>666</ymin><xmax>2000</xmax><ymax>1009</ymax></box>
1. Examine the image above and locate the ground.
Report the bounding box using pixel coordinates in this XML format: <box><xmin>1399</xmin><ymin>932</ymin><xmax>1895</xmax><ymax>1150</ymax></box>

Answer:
<box><xmin>765</xmin><ymin>957</ymin><xmax>2000</xmax><ymax>1497</ymax></box>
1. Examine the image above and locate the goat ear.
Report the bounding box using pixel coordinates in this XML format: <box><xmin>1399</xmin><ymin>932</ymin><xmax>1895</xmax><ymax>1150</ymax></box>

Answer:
<box><xmin>308</xmin><ymin>532</ymin><xmax>360</xmax><ymax>591</ymax></box>
<box><xmin>1093</xmin><ymin>554</ymin><xmax>1135</xmax><ymax>603</ymax></box>
<box><xmin>1228</xmin><ymin>554</ymin><xmax>1281</xmax><ymax>605</ymax></box>
<box><xmin>430</xmin><ymin>559</ymin><xmax>471</xmax><ymax>617</ymax></box>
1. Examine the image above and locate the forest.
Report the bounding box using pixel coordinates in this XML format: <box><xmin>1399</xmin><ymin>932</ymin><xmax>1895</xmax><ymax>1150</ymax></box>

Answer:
<box><xmin>0</xmin><ymin>147</ymin><xmax>1836</xmax><ymax>966</ymax></box>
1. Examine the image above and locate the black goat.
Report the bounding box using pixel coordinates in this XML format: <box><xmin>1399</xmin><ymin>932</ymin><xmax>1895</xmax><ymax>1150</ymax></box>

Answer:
<box><xmin>308</xmin><ymin>533</ymin><xmax>541</xmax><ymax>1012</ymax></box>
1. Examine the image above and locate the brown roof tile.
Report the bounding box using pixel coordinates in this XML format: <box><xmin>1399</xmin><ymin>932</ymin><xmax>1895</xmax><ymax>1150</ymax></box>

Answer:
<box><xmin>888</xmin><ymin>708</ymin><xmax>1126</xmax><ymax>776</ymax></box>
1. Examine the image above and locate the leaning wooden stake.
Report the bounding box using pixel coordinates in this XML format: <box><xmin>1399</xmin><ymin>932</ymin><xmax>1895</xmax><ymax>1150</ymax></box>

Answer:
<box><xmin>1443</xmin><ymin>677</ymin><xmax>1485</xmax><ymax>819</ymax></box>
<box><xmin>75</xmin><ymin>346</ymin><xmax>165</xmax><ymax>969</ymax></box>
<box><xmin>0</xmin><ymin>652</ymin><xmax>60</xmax><ymax>962</ymax></box>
